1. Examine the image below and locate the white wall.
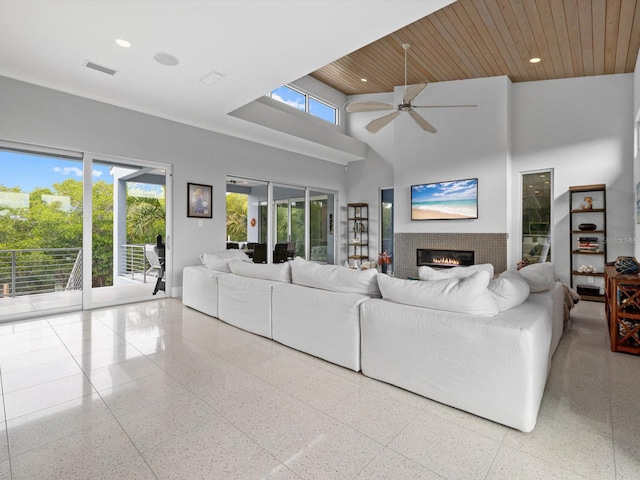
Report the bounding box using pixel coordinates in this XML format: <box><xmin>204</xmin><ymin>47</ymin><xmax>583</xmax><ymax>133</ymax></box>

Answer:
<box><xmin>511</xmin><ymin>73</ymin><xmax>635</xmax><ymax>284</ymax></box>
<box><xmin>346</xmin><ymin>92</ymin><xmax>396</xmax><ymax>260</ymax></box>
<box><xmin>346</xmin><ymin>74</ymin><xmax>635</xmax><ymax>279</ymax></box>
<box><xmin>345</xmin><ymin>77</ymin><xmax>511</xmax><ymax>258</ymax></box>
<box><xmin>0</xmin><ymin>76</ymin><xmax>348</xmax><ymax>294</ymax></box>
<box><xmin>394</xmin><ymin>76</ymin><xmax>511</xmax><ymax>235</ymax></box>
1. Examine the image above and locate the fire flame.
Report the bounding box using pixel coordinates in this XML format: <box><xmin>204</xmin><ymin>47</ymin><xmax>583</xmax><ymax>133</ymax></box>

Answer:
<box><xmin>433</xmin><ymin>257</ymin><xmax>460</xmax><ymax>266</ymax></box>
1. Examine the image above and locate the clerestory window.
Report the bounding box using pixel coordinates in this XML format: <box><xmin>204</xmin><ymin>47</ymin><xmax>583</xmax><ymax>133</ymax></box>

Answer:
<box><xmin>269</xmin><ymin>85</ymin><xmax>338</xmax><ymax>125</ymax></box>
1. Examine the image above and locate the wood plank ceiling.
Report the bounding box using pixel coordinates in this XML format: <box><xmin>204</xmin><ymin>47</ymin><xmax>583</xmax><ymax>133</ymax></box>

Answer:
<box><xmin>310</xmin><ymin>0</ymin><xmax>640</xmax><ymax>95</ymax></box>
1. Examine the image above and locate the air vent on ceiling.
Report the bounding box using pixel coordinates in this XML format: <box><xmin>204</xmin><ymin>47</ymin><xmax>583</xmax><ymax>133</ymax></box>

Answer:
<box><xmin>84</xmin><ymin>61</ymin><xmax>117</xmax><ymax>76</ymax></box>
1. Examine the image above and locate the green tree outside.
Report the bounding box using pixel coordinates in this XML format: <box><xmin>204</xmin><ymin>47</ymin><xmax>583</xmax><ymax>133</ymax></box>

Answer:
<box><xmin>0</xmin><ymin>179</ymin><xmax>165</xmax><ymax>291</ymax></box>
<box><xmin>226</xmin><ymin>193</ymin><xmax>248</xmax><ymax>241</ymax></box>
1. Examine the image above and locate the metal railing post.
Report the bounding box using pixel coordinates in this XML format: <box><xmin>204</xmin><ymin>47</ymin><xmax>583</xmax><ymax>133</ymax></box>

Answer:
<box><xmin>11</xmin><ymin>251</ymin><xmax>16</xmax><ymax>298</ymax></box>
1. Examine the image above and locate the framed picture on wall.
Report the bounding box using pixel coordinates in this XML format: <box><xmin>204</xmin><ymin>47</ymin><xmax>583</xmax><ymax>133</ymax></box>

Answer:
<box><xmin>187</xmin><ymin>183</ymin><xmax>212</xmax><ymax>218</ymax></box>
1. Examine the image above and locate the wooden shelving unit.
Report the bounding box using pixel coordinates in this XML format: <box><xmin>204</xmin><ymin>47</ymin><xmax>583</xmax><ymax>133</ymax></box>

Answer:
<box><xmin>569</xmin><ymin>184</ymin><xmax>607</xmax><ymax>302</ymax></box>
<box><xmin>605</xmin><ymin>265</ymin><xmax>640</xmax><ymax>355</ymax></box>
<box><xmin>347</xmin><ymin>203</ymin><xmax>369</xmax><ymax>262</ymax></box>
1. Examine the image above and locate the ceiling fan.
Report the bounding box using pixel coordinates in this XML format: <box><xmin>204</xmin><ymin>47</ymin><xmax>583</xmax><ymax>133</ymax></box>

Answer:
<box><xmin>345</xmin><ymin>43</ymin><xmax>476</xmax><ymax>133</ymax></box>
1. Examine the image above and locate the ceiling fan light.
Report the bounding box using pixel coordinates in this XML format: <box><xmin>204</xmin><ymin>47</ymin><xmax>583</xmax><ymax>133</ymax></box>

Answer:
<box><xmin>529</xmin><ymin>57</ymin><xmax>541</xmax><ymax>63</ymax></box>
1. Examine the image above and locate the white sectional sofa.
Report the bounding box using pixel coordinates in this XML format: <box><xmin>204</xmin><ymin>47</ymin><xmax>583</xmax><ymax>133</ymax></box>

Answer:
<box><xmin>182</xmin><ymin>254</ymin><xmax>564</xmax><ymax>432</ymax></box>
<box><xmin>181</xmin><ymin>264</ymin><xmax>225</xmax><ymax>318</ymax></box>
<box><xmin>360</xmin><ymin>283</ymin><xmax>564</xmax><ymax>433</ymax></box>
<box><xmin>272</xmin><ymin>284</ymin><xmax>369</xmax><ymax>371</ymax></box>
<box><xmin>218</xmin><ymin>273</ymin><xmax>279</xmax><ymax>338</ymax></box>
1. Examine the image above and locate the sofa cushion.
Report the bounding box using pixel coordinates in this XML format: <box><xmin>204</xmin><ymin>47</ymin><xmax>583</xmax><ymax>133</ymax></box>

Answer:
<box><xmin>229</xmin><ymin>259</ymin><xmax>291</xmax><ymax>283</ymax></box>
<box><xmin>489</xmin><ymin>269</ymin><xmax>530</xmax><ymax>311</ymax></box>
<box><xmin>519</xmin><ymin>262</ymin><xmax>555</xmax><ymax>292</ymax></box>
<box><xmin>291</xmin><ymin>257</ymin><xmax>380</xmax><ymax>297</ymax></box>
<box><xmin>418</xmin><ymin>263</ymin><xmax>494</xmax><ymax>281</ymax></box>
<box><xmin>377</xmin><ymin>270</ymin><xmax>498</xmax><ymax>316</ymax></box>
<box><xmin>202</xmin><ymin>250</ymin><xmax>250</xmax><ymax>272</ymax></box>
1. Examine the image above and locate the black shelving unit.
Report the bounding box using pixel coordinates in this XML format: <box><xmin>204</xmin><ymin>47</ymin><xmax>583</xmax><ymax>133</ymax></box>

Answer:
<box><xmin>569</xmin><ymin>184</ymin><xmax>607</xmax><ymax>302</ymax></box>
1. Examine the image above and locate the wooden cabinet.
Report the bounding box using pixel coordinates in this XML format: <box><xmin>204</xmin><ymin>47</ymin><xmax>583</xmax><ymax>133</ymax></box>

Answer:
<box><xmin>347</xmin><ymin>203</ymin><xmax>369</xmax><ymax>262</ymax></box>
<box><xmin>569</xmin><ymin>184</ymin><xmax>607</xmax><ymax>302</ymax></box>
<box><xmin>605</xmin><ymin>266</ymin><xmax>640</xmax><ymax>355</ymax></box>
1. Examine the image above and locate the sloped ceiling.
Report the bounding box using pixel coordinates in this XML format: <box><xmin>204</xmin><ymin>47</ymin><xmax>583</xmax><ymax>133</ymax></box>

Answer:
<box><xmin>312</xmin><ymin>0</ymin><xmax>640</xmax><ymax>95</ymax></box>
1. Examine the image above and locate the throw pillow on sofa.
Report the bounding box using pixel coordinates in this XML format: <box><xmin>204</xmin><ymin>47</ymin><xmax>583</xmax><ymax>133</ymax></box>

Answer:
<box><xmin>418</xmin><ymin>263</ymin><xmax>495</xmax><ymax>281</ymax></box>
<box><xmin>377</xmin><ymin>270</ymin><xmax>499</xmax><ymax>316</ymax></box>
<box><xmin>488</xmin><ymin>269</ymin><xmax>530</xmax><ymax>311</ymax></box>
<box><xmin>202</xmin><ymin>250</ymin><xmax>250</xmax><ymax>272</ymax></box>
<box><xmin>518</xmin><ymin>262</ymin><xmax>555</xmax><ymax>292</ymax></box>
<box><xmin>229</xmin><ymin>259</ymin><xmax>291</xmax><ymax>283</ymax></box>
<box><xmin>291</xmin><ymin>257</ymin><xmax>380</xmax><ymax>297</ymax></box>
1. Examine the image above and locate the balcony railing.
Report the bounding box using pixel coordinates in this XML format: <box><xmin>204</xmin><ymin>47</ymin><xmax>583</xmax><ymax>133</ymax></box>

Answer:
<box><xmin>0</xmin><ymin>248</ymin><xmax>82</xmax><ymax>298</ymax></box>
<box><xmin>119</xmin><ymin>244</ymin><xmax>153</xmax><ymax>283</ymax></box>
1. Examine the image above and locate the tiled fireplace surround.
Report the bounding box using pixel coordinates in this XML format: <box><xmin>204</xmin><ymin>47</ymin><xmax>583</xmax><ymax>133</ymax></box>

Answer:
<box><xmin>394</xmin><ymin>233</ymin><xmax>508</xmax><ymax>280</ymax></box>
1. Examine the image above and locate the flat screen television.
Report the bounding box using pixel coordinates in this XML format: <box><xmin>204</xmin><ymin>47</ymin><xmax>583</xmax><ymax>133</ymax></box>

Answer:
<box><xmin>411</xmin><ymin>178</ymin><xmax>478</xmax><ymax>220</ymax></box>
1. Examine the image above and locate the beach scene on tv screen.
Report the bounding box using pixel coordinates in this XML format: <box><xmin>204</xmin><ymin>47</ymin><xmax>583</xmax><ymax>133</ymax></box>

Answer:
<box><xmin>412</xmin><ymin>178</ymin><xmax>478</xmax><ymax>220</ymax></box>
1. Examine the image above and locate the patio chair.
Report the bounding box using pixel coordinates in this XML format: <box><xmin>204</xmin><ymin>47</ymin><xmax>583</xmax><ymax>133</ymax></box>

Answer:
<box><xmin>145</xmin><ymin>244</ymin><xmax>162</xmax><ymax>276</ymax></box>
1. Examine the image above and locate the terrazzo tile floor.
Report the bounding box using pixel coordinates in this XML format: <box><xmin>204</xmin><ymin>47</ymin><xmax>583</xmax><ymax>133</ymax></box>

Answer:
<box><xmin>0</xmin><ymin>299</ymin><xmax>637</xmax><ymax>479</ymax></box>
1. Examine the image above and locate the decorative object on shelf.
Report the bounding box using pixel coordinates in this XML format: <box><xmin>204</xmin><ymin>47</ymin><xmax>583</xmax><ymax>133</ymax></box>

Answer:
<box><xmin>614</xmin><ymin>256</ymin><xmax>640</xmax><ymax>275</ymax></box>
<box><xmin>578</xmin><ymin>223</ymin><xmax>597</xmax><ymax>231</ymax></box>
<box><xmin>577</xmin><ymin>237</ymin><xmax>599</xmax><ymax>252</ymax></box>
<box><xmin>578</xmin><ymin>264</ymin><xmax>596</xmax><ymax>274</ymax></box>
<box><xmin>353</xmin><ymin>221</ymin><xmax>366</xmax><ymax>233</ymax></box>
<box><xmin>581</xmin><ymin>196</ymin><xmax>593</xmax><ymax>210</ymax></box>
<box><xmin>577</xmin><ymin>284</ymin><xmax>600</xmax><ymax>296</ymax></box>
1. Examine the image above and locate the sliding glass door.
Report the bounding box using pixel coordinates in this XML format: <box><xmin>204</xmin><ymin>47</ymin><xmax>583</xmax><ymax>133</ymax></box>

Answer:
<box><xmin>0</xmin><ymin>146</ymin><xmax>84</xmax><ymax>319</ymax></box>
<box><xmin>225</xmin><ymin>177</ymin><xmax>336</xmax><ymax>264</ymax></box>
<box><xmin>309</xmin><ymin>191</ymin><xmax>335</xmax><ymax>263</ymax></box>
<box><xmin>273</xmin><ymin>184</ymin><xmax>306</xmax><ymax>258</ymax></box>
<box><xmin>0</xmin><ymin>142</ymin><xmax>172</xmax><ymax>321</ymax></box>
<box><xmin>90</xmin><ymin>159</ymin><xmax>169</xmax><ymax>308</ymax></box>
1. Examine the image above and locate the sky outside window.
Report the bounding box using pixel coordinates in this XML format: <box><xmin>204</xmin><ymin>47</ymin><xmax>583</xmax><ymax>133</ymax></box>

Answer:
<box><xmin>0</xmin><ymin>151</ymin><xmax>110</xmax><ymax>192</ymax></box>
<box><xmin>270</xmin><ymin>85</ymin><xmax>337</xmax><ymax>125</ymax></box>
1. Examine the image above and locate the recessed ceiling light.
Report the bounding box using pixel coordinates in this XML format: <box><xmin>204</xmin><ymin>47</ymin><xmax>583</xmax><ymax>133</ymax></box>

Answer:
<box><xmin>360</xmin><ymin>78</ymin><xmax>367</xmax><ymax>82</ymax></box>
<box><xmin>154</xmin><ymin>52</ymin><xmax>179</xmax><ymax>67</ymax></box>
<box><xmin>529</xmin><ymin>57</ymin><xmax>541</xmax><ymax>64</ymax></box>
<box><xmin>114</xmin><ymin>38</ymin><xmax>131</xmax><ymax>48</ymax></box>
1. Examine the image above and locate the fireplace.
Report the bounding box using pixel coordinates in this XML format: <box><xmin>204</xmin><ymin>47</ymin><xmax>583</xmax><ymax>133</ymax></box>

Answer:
<box><xmin>417</xmin><ymin>248</ymin><xmax>475</xmax><ymax>268</ymax></box>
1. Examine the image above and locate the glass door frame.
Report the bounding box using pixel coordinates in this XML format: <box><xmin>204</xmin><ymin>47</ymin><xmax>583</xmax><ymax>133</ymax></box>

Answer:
<box><xmin>270</xmin><ymin>183</ymin><xmax>307</xmax><ymax>261</ymax></box>
<box><xmin>82</xmin><ymin>153</ymin><xmax>173</xmax><ymax>309</ymax></box>
<box><xmin>227</xmin><ymin>175</ymin><xmax>337</xmax><ymax>263</ymax></box>
<box><xmin>0</xmin><ymin>140</ymin><xmax>85</xmax><ymax>322</ymax></box>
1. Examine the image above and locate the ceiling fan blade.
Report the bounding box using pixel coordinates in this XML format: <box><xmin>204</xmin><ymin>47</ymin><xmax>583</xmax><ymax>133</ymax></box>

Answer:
<box><xmin>404</xmin><ymin>83</ymin><xmax>428</xmax><ymax>103</ymax></box>
<box><xmin>408</xmin><ymin>109</ymin><xmax>437</xmax><ymax>133</ymax></box>
<box><xmin>412</xmin><ymin>104</ymin><xmax>477</xmax><ymax>108</ymax></box>
<box><xmin>366</xmin><ymin>111</ymin><xmax>401</xmax><ymax>133</ymax></box>
<box><xmin>345</xmin><ymin>101</ymin><xmax>394</xmax><ymax>113</ymax></box>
